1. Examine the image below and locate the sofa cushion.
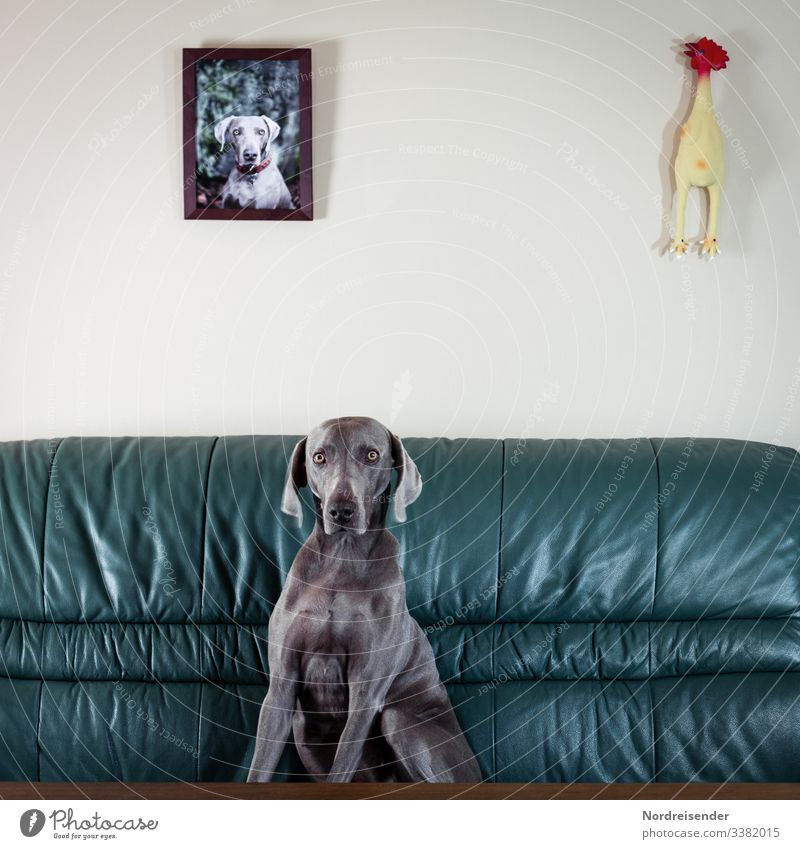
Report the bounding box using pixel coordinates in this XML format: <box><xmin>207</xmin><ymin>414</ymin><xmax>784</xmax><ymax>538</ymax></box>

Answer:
<box><xmin>0</xmin><ymin>435</ymin><xmax>797</xmax><ymax>782</ymax></box>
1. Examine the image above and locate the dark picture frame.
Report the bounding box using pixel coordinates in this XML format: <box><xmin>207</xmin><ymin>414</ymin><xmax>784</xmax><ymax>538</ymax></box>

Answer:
<box><xmin>183</xmin><ymin>47</ymin><xmax>313</xmax><ymax>221</ymax></box>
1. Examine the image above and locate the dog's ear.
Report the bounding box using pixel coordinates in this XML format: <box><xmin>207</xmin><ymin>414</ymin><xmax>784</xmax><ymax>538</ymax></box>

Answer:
<box><xmin>281</xmin><ymin>437</ymin><xmax>307</xmax><ymax>525</ymax></box>
<box><xmin>260</xmin><ymin>115</ymin><xmax>281</xmax><ymax>146</ymax></box>
<box><xmin>214</xmin><ymin>116</ymin><xmax>236</xmax><ymax>149</ymax></box>
<box><xmin>389</xmin><ymin>432</ymin><xmax>422</xmax><ymax>523</ymax></box>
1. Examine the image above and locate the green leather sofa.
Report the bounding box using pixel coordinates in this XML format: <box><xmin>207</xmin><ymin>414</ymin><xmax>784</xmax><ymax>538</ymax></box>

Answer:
<box><xmin>0</xmin><ymin>435</ymin><xmax>797</xmax><ymax>782</ymax></box>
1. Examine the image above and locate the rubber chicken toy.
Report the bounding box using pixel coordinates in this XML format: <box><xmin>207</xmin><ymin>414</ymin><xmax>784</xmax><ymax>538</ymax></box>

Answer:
<box><xmin>670</xmin><ymin>38</ymin><xmax>730</xmax><ymax>258</ymax></box>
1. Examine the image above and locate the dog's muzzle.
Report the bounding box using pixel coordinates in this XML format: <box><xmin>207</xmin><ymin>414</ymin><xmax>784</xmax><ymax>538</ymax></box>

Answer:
<box><xmin>323</xmin><ymin>499</ymin><xmax>366</xmax><ymax>535</ymax></box>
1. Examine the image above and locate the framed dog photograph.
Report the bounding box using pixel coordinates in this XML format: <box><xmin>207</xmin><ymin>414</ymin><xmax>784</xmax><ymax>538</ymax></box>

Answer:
<box><xmin>183</xmin><ymin>47</ymin><xmax>312</xmax><ymax>220</ymax></box>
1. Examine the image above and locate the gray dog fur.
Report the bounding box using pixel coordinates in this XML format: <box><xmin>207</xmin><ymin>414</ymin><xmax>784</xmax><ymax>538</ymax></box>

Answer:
<box><xmin>247</xmin><ymin>416</ymin><xmax>481</xmax><ymax>782</ymax></box>
<box><xmin>214</xmin><ymin>115</ymin><xmax>293</xmax><ymax>210</ymax></box>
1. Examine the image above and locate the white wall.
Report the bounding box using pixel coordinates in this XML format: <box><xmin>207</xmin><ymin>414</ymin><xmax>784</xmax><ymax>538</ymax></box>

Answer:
<box><xmin>1</xmin><ymin>0</ymin><xmax>799</xmax><ymax>444</ymax></box>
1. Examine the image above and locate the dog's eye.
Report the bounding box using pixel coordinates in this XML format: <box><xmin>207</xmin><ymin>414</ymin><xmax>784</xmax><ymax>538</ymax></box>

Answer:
<box><xmin>232</xmin><ymin>128</ymin><xmax>241</xmax><ymax>135</ymax></box>
<box><xmin>312</xmin><ymin>452</ymin><xmax>326</xmax><ymax>465</ymax></box>
<box><xmin>257</xmin><ymin>129</ymin><xmax>265</xmax><ymax>135</ymax></box>
<box><xmin>366</xmin><ymin>450</ymin><xmax>379</xmax><ymax>463</ymax></box>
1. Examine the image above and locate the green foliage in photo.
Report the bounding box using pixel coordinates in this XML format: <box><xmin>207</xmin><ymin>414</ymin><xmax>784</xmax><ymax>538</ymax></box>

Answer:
<box><xmin>195</xmin><ymin>59</ymin><xmax>301</xmax><ymax>182</ymax></box>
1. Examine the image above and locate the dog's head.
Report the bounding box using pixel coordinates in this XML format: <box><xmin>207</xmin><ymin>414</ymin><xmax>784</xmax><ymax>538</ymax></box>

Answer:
<box><xmin>281</xmin><ymin>417</ymin><xmax>422</xmax><ymax>535</ymax></box>
<box><xmin>214</xmin><ymin>115</ymin><xmax>281</xmax><ymax>169</ymax></box>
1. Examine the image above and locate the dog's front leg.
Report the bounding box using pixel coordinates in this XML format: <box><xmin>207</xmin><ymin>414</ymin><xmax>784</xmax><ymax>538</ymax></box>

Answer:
<box><xmin>327</xmin><ymin>681</ymin><xmax>384</xmax><ymax>783</ymax></box>
<box><xmin>247</xmin><ymin>680</ymin><xmax>297</xmax><ymax>782</ymax></box>
<box><xmin>327</xmin><ymin>667</ymin><xmax>393</xmax><ymax>782</ymax></box>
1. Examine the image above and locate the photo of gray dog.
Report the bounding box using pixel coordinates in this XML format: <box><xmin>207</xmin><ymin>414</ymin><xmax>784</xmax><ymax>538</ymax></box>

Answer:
<box><xmin>186</xmin><ymin>52</ymin><xmax>310</xmax><ymax>219</ymax></box>
<box><xmin>247</xmin><ymin>416</ymin><xmax>481</xmax><ymax>782</ymax></box>
<box><xmin>214</xmin><ymin>115</ymin><xmax>294</xmax><ymax>210</ymax></box>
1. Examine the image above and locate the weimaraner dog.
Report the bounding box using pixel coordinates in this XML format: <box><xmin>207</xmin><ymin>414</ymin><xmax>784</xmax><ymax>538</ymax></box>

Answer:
<box><xmin>214</xmin><ymin>115</ymin><xmax>293</xmax><ymax>210</ymax></box>
<box><xmin>247</xmin><ymin>416</ymin><xmax>481</xmax><ymax>782</ymax></box>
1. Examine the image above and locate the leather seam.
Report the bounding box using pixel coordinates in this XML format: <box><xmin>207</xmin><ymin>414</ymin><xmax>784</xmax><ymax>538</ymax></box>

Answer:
<box><xmin>647</xmin><ymin>439</ymin><xmax>660</xmax><ymax>781</ymax></box>
<box><xmin>41</xmin><ymin>438</ymin><xmax>61</xmax><ymax>626</ymax></box>
<box><xmin>196</xmin><ymin>683</ymin><xmax>203</xmax><ymax>782</ymax></box>
<box><xmin>37</xmin><ymin>437</ymin><xmax>61</xmax><ymax>779</ymax></box>
<box><xmin>35</xmin><ymin>679</ymin><xmax>43</xmax><ymax>781</ymax></box>
<box><xmin>199</xmin><ymin>437</ymin><xmax>218</xmax><ymax>625</ymax></box>
<box><xmin>648</xmin><ymin>677</ymin><xmax>657</xmax><ymax>781</ymax></box>
<box><xmin>647</xmin><ymin>436</ymin><xmax>658</xmax><ymax>778</ymax></box>
<box><xmin>3</xmin><ymin>670</ymin><xmax>796</xmax><ymax>685</ymax></box>
<box><xmin>648</xmin><ymin>438</ymin><xmax>660</xmax><ymax>618</ymax></box>
<box><xmin>492</xmin><ymin>439</ymin><xmax>505</xmax><ymax>781</ymax></box>
<box><xmin>196</xmin><ymin>437</ymin><xmax>217</xmax><ymax>782</ymax></box>
<box><xmin>0</xmin><ymin>616</ymin><xmax>795</xmax><ymax>626</ymax></box>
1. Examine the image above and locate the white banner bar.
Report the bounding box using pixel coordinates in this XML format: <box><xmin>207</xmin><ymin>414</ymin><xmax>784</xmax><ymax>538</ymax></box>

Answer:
<box><xmin>0</xmin><ymin>798</ymin><xmax>797</xmax><ymax>847</ymax></box>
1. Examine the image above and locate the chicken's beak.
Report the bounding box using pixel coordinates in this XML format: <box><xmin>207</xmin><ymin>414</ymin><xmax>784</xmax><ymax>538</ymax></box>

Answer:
<box><xmin>684</xmin><ymin>42</ymin><xmax>699</xmax><ymax>57</ymax></box>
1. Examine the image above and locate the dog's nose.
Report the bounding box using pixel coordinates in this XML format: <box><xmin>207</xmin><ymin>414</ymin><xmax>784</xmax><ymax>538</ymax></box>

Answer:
<box><xmin>243</xmin><ymin>150</ymin><xmax>258</xmax><ymax>162</ymax></box>
<box><xmin>328</xmin><ymin>502</ymin><xmax>355</xmax><ymax>524</ymax></box>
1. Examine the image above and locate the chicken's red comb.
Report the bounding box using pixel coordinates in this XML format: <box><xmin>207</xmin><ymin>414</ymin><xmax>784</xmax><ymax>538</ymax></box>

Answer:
<box><xmin>684</xmin><ymin>37</ymin><xmax>729</xmax><ymax>71</ymax></box>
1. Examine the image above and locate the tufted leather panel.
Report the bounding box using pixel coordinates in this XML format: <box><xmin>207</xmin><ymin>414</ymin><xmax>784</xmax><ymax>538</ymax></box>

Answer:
<box><xmin>0</xmin><ymin>435</ymin><xmax>797</xmax><ymax>782</ymax></box>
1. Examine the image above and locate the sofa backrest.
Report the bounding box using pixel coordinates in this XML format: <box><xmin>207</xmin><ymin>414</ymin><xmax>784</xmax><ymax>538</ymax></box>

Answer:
<box><xmin>0</xmin><ymin>435</ymin><xmax>798</xmax><ymax>782</ymax></box>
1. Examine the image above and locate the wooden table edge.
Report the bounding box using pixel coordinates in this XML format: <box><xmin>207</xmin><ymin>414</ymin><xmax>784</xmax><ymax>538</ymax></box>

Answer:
<box><xmin>1</xmin><ymin>782</ymin><xmax>797</xmax><ymax>800</ymax></box>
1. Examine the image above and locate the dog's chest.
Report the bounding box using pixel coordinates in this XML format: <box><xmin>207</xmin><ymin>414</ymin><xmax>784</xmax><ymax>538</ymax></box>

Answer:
<box><xmin>281</xmin><ymin>557</ymin><xmax>405</xmax><ymax>691</ymax></box>
<box><xmin>291</xmin><ymin>584</ymin><xmax>385</xmax><ymax>663</ymax></box>
<box><xmin>232</xmin><ymin>170</ymin><xmax>279</xmax><ymax>204</ymax></box>
<box><xmin>294</xmin><ymin>589</ymin><xmax>366</xmax><ymax>649</ymax></box>
<box><xmin>293</xmin><ymin>593</ymin><xmax>350</xmax><ymax>701</ymax></box>
<box><xmin>236</xmin><ymin>175</ymin><xmax>260</xmax><ymax>198</ymax></box>
<box><xmin>298</xmin><ymin>653</ymin><xmax>348</xmax><ymax>718</ymax></box>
